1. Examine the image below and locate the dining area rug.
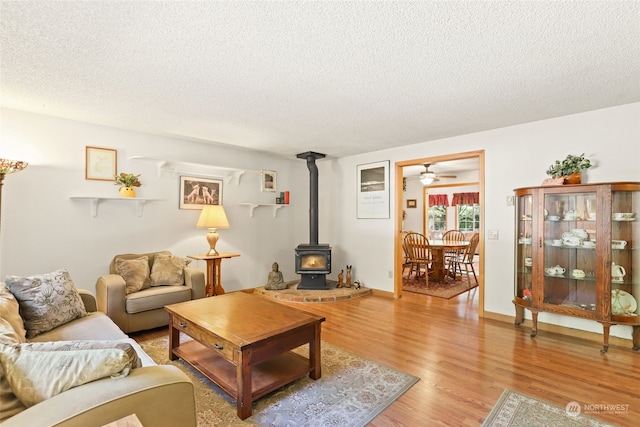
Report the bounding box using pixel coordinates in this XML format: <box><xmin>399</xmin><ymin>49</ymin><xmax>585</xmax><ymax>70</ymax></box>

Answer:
<box><xmin>402</xmin><ymin>270</ymin><xmax>478</xmax><ymax>299</ymax></box>
<box><xmin>139</xmin><ymin>334</ymin><xmax>419</xmax><ymax>427</ymax></box>
<box><xmin>482</xmin><ymin>389</ymin><xmax>618</xmax><ymax>427</ymax></box>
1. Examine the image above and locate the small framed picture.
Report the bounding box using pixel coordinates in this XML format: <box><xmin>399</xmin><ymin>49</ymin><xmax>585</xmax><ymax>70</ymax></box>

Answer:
<box><xmin>85</xmin><ymin>146</ymin><xmax>117</xmax><ymax>181</ymax></box>
<box><xmin>407</xmin><ymin>199</ymin><xmax>417</xmax><ymax>208</ymax></box>
<box><xmin>179</xmin><ymin>176</ymin><xmax>223</xmax><ymax>209</ymax></box>
<box><xmin>261</xmin><ymin>170</ymin><xmax>277</xmax><ymax>192</ymax></box>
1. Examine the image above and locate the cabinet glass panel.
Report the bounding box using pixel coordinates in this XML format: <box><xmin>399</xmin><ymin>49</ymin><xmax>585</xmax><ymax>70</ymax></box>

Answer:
<box><xmin>515</xmin><ymin>194</ymin><xmax>533</xmax><ymax>302</ymax></box>
<box><xmin>611</xmin><ymin>189</ymin><xmax>638</xmax><ymax>317</ymax></box>
<box><xmin>543</xmin><ymin>191</ymin><xmax>597</xmax><ymax>310</ymax></box>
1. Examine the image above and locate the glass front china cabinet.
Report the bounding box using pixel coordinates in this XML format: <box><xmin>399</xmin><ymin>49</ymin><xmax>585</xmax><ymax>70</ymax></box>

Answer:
<box><xmin>513</xmin><ymin>182</ymin><xmax>639</xmax><ymax>353</ymax></box>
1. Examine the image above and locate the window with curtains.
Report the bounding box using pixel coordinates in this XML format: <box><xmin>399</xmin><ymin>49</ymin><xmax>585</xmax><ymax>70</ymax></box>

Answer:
<box><xmin>457</xmin><ymin>204</ymin><xmax>480</xmax><ymax>231</ymax></box>
<box><xmin>428</xmin><ymin>194</ymin><xmax>448</xmax><ymax>233</ymax></box>
<box><xmin>452</xmin><ymin>192</ymin><xmax>480</xmax><ymax>232</ymax></box>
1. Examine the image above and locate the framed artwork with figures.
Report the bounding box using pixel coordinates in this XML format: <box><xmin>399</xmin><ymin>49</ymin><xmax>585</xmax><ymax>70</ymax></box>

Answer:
<box><xmin>179</xmin><ymin>176</ymin><xmax>223</xmax><ymax>209</ymax></box>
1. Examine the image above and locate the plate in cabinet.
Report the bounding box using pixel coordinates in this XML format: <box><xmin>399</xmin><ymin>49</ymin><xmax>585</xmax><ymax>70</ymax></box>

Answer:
<box><xmin>611</xmin><ymin>290</ymin><xmax>637</xmax><ymax>314</ymax></box>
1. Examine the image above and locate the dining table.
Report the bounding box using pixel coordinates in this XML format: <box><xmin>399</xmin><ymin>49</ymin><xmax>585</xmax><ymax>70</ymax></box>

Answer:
<box><xmin>428</xmin><ymin>239</ymin><xmax>470</xmax><ymax>281</ymax></box>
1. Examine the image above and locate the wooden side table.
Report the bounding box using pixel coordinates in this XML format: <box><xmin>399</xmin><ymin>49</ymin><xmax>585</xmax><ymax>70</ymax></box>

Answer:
<box><xmin>188</xmin><ymin>252</ymin><xmax>240</xmax><ymax>297</ymax></box>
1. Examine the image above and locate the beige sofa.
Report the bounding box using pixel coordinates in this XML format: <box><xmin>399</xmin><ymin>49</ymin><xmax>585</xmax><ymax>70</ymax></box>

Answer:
<box><xmin>96</xmin><ymin>251</ymin><xmax>206</xmax><ymax>333</ymax></box>
<box><xmin>0</xmin><ymin>285</ymin><xmax>197</xmax><ymax>427</ymax></box>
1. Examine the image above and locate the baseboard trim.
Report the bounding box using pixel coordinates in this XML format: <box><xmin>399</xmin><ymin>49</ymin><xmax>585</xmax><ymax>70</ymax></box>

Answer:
<box><xmin>371</xmin><ymin>289</ymin><xmax>394</xmax><ymax>298</ymax></box>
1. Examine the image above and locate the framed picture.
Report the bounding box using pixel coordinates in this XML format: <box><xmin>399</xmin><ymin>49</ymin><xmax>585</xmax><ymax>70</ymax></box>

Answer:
<box><xmin>85</xmin><ymin>146</ymin><xmax>117</xmax><ymax>181</ymax></box>
<box><xmin>357</xmin><ymin>160</ymin><xmax>390</xmax><ymax>219</ymax></box>
<box><xmin>179</xmin><ymin>176</ymin><xmax>223</xmax><ymax>209</ymax></box>
<box><xmin>407</xmin><ymin>199</ymin><xmax>417</xmax><ymax>208</ymax></box>
<box><xmin>261</xmin><ymin>170</ymin><xmax>277</xmax><ymax>192</ymax></box>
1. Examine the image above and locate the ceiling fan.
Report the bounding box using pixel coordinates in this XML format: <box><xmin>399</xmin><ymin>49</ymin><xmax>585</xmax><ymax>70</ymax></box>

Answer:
<box><xmin>419</xmin><ymin>163</ymin><xmax>457</xmax><ymax>185</ymax></box>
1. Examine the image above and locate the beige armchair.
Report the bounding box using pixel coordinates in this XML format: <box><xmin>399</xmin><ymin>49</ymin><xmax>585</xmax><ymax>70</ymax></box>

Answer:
<box><xmin>96</xmin><ymin>251</ymin><xmax>206</xmax><ymax>333</ymax></box>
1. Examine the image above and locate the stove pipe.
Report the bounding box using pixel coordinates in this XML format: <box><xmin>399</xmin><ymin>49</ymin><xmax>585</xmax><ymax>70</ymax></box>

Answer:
<box><xmin>296</xmin><ymin>151</ymin><xmax>325</xmax><ymax>245</ymax></box>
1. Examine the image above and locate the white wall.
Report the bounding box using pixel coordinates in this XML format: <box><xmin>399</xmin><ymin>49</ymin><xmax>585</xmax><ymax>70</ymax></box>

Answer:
<box><xmin>323</xmin><ymin>102</ymin><xmax>639</xmax><ymax>339</ymax></box>
<box><xmin>402</xmin><ymin>177</ymin><xmax>424</xmax><ymax>233</ymax></box>
<box><xmin>0</xmin><ymin>108</ymin><xmax>311</xmax><ymax>292</ymax></box>
<box><xmin>2</xmin><ymin>103</ymin><xmax>639</xmax><ymax>340</ymax></box>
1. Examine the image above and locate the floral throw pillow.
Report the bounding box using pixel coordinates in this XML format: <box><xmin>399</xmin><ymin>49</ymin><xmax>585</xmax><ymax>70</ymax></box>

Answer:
<box><xmin>4</xmin><ymin>269</ymin><xmax>87</xmax><ymax>338</ymax></box>
<box><xmin>150</xmin><ymin>254</ymin><xmax>191</xmax><ymax>286</ymax></box>
<box><xmin>0</xmin><ymin>342</ymin><xmax>133</xmax><ymax>407</ymax></box>
<box><xmin>115</xmin><ymin>256</ymin><xmax>150</xmax><ymax>294</ymax></box>
<box><xmin>13</xmin><ymin>340</ymin><xmax>141</xmax><ymax>369</ymax></box>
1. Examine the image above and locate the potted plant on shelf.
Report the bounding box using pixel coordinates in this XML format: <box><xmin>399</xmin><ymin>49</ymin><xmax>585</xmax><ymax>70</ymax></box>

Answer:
<box><xmin>545</xmin><ymin>153</ymin><xmax>591</xmax><ymax>184</ymax></box>
<box><xmin>114</xmin><ymin>173</ymin><xmax>142</xmax><ymax>198</ymax></box>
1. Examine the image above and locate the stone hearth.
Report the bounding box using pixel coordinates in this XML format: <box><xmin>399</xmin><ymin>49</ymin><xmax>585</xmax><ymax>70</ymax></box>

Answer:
<box><xmin>253</xmin><ymin>280</ymin><xmax>371</xmax><ymax>303</ymax></box>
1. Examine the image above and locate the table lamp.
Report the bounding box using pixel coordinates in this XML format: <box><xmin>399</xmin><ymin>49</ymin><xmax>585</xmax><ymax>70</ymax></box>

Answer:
<box><xmin>0</xmin><ymin>159</ymin><xmax>29</xmax><ymax>237</ymax></box>
<box><xmin>196</xmin><ymin>205</ymin><xmax>230</xmax><ymax>256</ymax></box>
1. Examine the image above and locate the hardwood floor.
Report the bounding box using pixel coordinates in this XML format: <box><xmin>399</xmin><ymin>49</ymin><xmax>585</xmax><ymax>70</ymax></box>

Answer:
<box><xmin>133</xmin><ymin>290</ymin><xmax>639</xmax><ymax>426</ymax></box>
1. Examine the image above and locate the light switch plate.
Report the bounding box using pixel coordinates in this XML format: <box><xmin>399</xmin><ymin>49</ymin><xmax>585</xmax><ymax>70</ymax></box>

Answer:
<box><xmin>506</xmin><ymin>196</ymin><xmax>514</xmax><ymax>206</ymax></box>
<box><xmin>488</xmin><ymin>230</ymin><xmax>499</xmax><ymax>240</ymax></box>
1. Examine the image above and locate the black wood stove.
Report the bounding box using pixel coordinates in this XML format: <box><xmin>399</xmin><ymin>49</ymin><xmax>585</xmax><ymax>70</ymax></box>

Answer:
<box><xmin>295</xmin><ymin>151</ymin><xmax>332</xmax><ymax>290</ymax></box>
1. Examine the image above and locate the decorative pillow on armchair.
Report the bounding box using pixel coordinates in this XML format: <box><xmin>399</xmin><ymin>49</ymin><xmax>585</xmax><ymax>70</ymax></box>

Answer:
<box><xmin>4</xmin><ymin>270</ymin><xmax>87</xmax><ymax>338</ymax></box>
<box><xmin>150</xmin><ymin>254</ymin><xmax>191</xmax><ymax>286</ymax></box>
<box><xmin>115</xmin><ymin>256</ymin><xmax>151</xmax><ymax>294</ymax></box>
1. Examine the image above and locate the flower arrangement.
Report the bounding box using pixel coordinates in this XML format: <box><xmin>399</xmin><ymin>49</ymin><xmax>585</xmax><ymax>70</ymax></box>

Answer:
<box><xmin>545</xmin><ymin>153</ymin><xmax>592</xmax><ymax>178</ymax></box>
<box><xmin>114</xmin><ymin>173</ymin><xmax>142</xmax><ymax>188</ymax></box>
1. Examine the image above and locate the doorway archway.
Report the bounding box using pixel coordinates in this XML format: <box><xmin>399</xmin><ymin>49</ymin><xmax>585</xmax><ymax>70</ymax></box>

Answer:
<box><xmin>394</xmin><ymin>150</ymin><xmax>485</xmax><ymax>317</ymax></box>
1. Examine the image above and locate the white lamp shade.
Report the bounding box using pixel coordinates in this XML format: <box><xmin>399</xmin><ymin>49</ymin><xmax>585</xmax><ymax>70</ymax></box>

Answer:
<box><xmin>196</xmin><ymin>205</ymin><xmax>230</xmax><ymax>229</ymax></box>
<box><xmin>420</xmin><ymin>172</ymin><xmax>436</xmax><ymax>185</ymax></box>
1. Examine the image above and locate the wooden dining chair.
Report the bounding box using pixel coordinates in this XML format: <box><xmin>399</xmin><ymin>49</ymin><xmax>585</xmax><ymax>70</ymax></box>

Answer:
<box><xmin>401</xmin><ymin>231</ymin><xmax>412</xmax><ymax>276</ymax></box>
<box><xmin>451</xmin><ymin>231</ymin><xmax>480</xmax><ymax>284</ymax></box>
<box><xmin>403</xmin><ymin>232</ymin><xmax>433</xmax><ymax>285</ymax></box>
<box><xmin>442</xmin><ymin>229</ymin><xmax>465</xmax><ymax>273</ymax></box>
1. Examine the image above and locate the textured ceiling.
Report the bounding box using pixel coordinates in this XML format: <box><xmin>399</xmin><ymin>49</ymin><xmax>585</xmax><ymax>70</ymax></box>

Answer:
<box><xmin>1</xmin><ymin>1</ymin><xmax>639</xmax><ymax>159</ymax></box>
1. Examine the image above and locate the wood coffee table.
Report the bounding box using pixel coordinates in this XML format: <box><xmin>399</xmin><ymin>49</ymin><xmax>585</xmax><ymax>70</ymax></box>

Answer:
<box><xmin>165</xmin><ymin>292</ymin><xmax>325</xmax><ymax>419</ymax></box>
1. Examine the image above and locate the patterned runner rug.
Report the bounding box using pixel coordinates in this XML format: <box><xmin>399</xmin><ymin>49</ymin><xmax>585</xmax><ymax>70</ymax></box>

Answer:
<box><xmin>140</xmin><ymin>334</ymin><xmax>419</xmax><ymax>427</ymax></box>
<box><xmin>483</xmin><ymin>389</ymin><xmax>619</xmax><ymax>427</ymax></box>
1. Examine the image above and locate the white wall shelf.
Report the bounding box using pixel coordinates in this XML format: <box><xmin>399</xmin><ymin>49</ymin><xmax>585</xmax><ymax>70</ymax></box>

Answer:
<box><xmin>239</xmin><ymin>203</ymin><xmax>289</xmax><ymax>218</ymax></box>
<box><xmin>130</xmin><ymin>156</ymin><xmax>259</xmax><ymax>185</ymax></box>
<box><xmin>70</xmin><ymin>197</ymin><xmax>161</xmax><ymax>217</ymax></box>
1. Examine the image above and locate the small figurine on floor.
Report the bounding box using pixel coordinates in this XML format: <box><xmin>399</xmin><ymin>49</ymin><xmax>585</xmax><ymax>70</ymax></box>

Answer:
<box><xmin>345</xmin><ymin>265</ymin><xmax>352</xmax><ymax>288</ymax></box>
<box><xmin>264</xmin><ymin>262</ymin><xmax>287</xmax><ymax>290</ymax></box>
<box><xmin>337</xmin><ymin>270</ymin><xmax>344</xmax><ymax>288</ymax></box>
<box><xmin>353</xmin><ymin>281</ymin><xmax>361</xmax><ymax>289</ymax></box>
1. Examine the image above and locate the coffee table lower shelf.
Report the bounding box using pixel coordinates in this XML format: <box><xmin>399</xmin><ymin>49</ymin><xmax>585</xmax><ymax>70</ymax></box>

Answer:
<box><xmin>173</xmin><ymin>340</ymin><xmax>312</xmax><ymax>403</ymax></box>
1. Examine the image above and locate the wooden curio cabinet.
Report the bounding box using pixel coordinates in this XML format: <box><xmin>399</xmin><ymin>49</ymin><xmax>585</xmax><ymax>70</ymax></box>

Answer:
<box><xmin>513</xmin><ymin>182</ymin><xmax>640</xmax><ymax>353</ymax></box>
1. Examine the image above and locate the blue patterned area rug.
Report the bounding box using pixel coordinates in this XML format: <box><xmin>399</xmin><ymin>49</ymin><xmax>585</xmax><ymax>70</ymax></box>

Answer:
<box><xmin>140</xmin><ymin>335</ymin><xmax>419</xmax><ymax>427</ymax></box>
<box><xmin>483</xmin><ymin>389</ymin><xmax>619</xmax><ymax>427</ymax></box>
